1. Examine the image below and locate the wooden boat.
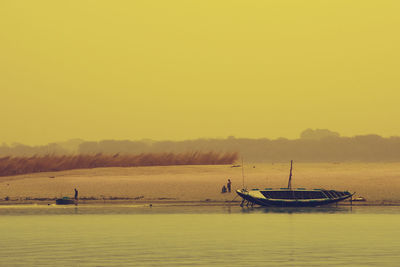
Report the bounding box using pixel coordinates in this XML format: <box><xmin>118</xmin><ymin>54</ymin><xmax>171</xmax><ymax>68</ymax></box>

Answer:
<box><xmin>56</xmin><ymin>197</ymin><xmax>76</xmax><ymax>205</ymax></box>
<box><xmin>236</xmin><ymin>161</ymin><xmax>354</xmax><ymax>207</ymax></box>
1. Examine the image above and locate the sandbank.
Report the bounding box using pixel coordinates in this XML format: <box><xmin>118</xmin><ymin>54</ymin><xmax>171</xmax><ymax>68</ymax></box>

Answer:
<box><xmin>1</xmin><ymin>162</ymin><xmax>400</xmax><ymax>205</ymax></box>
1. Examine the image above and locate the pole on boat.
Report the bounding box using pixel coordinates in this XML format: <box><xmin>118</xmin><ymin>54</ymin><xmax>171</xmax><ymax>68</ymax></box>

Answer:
<box><xmin>241</xmin><ymin>157</ymin><xmax>245</xmax><ymax>189</ymax></box>
<box><xmin>287</xmin><ymin>160</ymin><xmax>293</xmax><ymax>190</ymax></box>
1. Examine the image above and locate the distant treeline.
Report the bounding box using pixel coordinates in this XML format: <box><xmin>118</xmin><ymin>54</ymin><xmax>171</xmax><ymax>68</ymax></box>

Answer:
<box><xmin>77</xmin><ymin>135</ymin><xmax>400</xmax><ymax>162</ymax></box>
<box><xmin>2</xmin><ymin>129</ymin><xmax>400</xmax><ymax>162</ymax></box>
<box><xmin>0</xmin><ymin>152</ymin><xmax>238</xmax><ymax>177</ymax></box>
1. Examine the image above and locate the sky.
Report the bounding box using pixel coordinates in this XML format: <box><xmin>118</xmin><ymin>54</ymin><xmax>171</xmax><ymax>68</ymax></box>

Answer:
<box><xmin>1</xmin><ymin>1</ymin><xmax>399</xmax><ymax>145</ymax></box>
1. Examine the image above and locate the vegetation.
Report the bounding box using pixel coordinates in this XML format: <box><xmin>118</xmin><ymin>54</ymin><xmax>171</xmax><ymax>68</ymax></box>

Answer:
<box><xmin>0</xmin><ymin>152</ymin><xmax>238</xmax><ymax>177</ymax></box>
<box><xmin>2</xmin><ymin>129</ymin><xmax>400</xmax><ymax>162</ymax></box>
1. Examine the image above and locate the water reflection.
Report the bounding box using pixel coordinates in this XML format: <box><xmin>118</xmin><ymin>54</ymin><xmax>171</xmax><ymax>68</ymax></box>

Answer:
<box><xmin>0</xmin><ymin>204</ymin><xmax>398</xmax><ymax>216</ymax></box>
<box><xmin>241</xmin><ymin>206</ymin><xmax>352</xmax><ymax>214</ymax></box>
<box><xmin>1</xmin><ymin>204</ymin><xmax>399</xmax><ymax>267</ymax></box>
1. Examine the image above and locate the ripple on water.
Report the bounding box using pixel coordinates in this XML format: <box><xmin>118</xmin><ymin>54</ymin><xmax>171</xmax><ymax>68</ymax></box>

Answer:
<box><xmin>0</xmin><ymin>205</ymin><xmax>399</xmax><ymax>266</ymax></box>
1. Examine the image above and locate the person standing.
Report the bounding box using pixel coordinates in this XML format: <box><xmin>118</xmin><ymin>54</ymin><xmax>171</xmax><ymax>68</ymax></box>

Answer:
<box><xmin>227</xmin><ymin>179</ymin><xmax>232</xmax><ymax>193</ymax></box>
<box><xmin>74</xmin><ymin>188</ymin><xmax>78</xmax><ymax>200</ymax></box>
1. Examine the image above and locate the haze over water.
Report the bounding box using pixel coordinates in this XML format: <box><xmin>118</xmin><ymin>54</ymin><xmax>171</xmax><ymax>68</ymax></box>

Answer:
<box><xmin>1</xmin><ymin>205</ymin><xmax>399</xmax><ymax>266</ymax></box>
<box><xmin>1</xmin><ymin>1</ymin><xmax>399</xmax><ymax>266</ymax></box>
<box><xmin>2</xmin><ymin>1</ymin><xmax>400</xmax><ymax>145</ymax></box>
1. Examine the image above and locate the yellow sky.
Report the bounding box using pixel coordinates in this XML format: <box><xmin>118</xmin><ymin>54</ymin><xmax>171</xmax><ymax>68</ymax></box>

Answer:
<box><xmin>1</xmin><ymin>1</ymin><xmax>399</xmax><ymax>145</ymax></box>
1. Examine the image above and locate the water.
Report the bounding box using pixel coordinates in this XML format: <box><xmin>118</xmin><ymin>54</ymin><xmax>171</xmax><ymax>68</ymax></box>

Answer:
<box><xmin>0</xmin><ymin>205</ymin><xmax>399</xmax><ymax>266</ymax></box>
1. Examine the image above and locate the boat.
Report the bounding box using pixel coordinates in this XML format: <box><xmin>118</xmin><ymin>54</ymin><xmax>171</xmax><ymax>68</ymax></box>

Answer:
<box><xmin>236</xmin><ymin>161</ymin><xmax>354</xmax><ymax>207</ymax></box>
<box><xmin>56</xmin><ymin>197</ymin><xmax>76</xmax><ymax>205</ymax></box>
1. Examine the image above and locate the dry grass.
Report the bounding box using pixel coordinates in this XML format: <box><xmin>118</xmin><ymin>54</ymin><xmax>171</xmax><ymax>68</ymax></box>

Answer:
<box><xmin>0</xmin><ymin>152</ymin><xmax>238</xmax><ymax>177</ymax></box>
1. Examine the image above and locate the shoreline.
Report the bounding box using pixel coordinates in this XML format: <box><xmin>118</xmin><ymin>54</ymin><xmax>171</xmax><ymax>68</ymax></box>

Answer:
<box><xmin>0</xmin><ymin>199</ymin><xmax>398</xmax><ymax>207</ymax></box>
<box><xmin>1</xmin><ymin>163</ymin><xmax>400</xmax><ymax>205</ymax></box>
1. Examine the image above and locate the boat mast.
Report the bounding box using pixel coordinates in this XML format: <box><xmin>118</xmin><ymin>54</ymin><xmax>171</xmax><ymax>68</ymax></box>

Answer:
<box><xmin>241</xmin><ymin>157</ymin><xmax>245</xmax><ymax>189</ymax></box>
<box><xmin>287</xmin><ymin>160</ymin><xmax>293</xmax><ymax>189</ymax></box>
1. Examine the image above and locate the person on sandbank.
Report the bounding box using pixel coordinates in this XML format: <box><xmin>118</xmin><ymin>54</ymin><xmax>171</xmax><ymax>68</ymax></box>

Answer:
<box><xmin>227</xmin><ymin>179</ymin><xmax>232</xmax><ymax>193</ymax></box>
<box><xmin>221</xmin><ymin>185</ymin><xmax>227</xmax><ymax>193</ymax></box>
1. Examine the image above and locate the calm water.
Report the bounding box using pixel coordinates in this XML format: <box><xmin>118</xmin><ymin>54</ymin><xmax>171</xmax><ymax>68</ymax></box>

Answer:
<box><xmin>0</xmin><ymin>205</ymin><xmax>399</xmax><ymax>266</ymax></box>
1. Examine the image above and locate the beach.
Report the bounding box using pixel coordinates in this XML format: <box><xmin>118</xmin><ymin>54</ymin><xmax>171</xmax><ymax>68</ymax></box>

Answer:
<box><xmin>1</xmin><ymin>162</ymin><xmax>400</xmax><ymax>205</ymax></box>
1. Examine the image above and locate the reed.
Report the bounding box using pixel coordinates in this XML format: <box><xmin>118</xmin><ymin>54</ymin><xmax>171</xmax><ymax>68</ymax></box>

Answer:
<box><xmin>0</xmin><ymin>152</ymin><xmax>238</xmax><ymax>177</ymax></box>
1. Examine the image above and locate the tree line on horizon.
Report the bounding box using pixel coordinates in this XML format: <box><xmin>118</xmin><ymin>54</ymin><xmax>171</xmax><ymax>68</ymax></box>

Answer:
<box><xmin>1</xmin><ymin>129</ymin><xmax>400</xmax><ymax>162</ymax></box>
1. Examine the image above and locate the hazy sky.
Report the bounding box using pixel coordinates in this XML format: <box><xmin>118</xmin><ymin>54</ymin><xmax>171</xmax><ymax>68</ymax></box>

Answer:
<box><xmin>1</xmin><ymin>1</ymin><xmax>399</xmax><ymax>145</ymax></box>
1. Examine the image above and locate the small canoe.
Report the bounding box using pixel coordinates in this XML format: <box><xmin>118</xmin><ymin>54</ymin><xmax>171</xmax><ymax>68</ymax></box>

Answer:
<box><xmin>56</xmin><ymin>197</ymin><xmax>76</xmax><ymax>205</ymax></box>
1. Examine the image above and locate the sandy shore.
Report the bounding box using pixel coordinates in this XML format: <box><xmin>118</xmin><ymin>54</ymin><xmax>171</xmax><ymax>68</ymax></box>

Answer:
<box><xmin>1</xmin><ymin>162</ymin><xmax>400</xmax><ymax>205</ymax></box>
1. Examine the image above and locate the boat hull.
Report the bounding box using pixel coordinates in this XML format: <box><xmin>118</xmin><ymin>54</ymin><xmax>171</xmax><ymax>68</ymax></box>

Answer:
<box><xmin>236</xmin><ymin>190</ymin><xmax>353</xmax><ymax>207</ymax></box>
<box><xmin>56</xmin><ymin>198</ymin><xmax>76</xmax><ymax>205</ymax></box>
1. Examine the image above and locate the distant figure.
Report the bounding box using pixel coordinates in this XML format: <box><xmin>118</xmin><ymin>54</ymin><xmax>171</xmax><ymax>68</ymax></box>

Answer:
<box><xmin>221</xmin><ymin>185</ymin><xmax>227</xmax><ymax>193</ymax></box>
<box><xmin>227</xmin><ymin>179</ymin><xmax>232</xmax><ymax>193</ymax></box>
<box><xmin>74</xmin><ymin>188</ymin><xmax>78</xmax><ymax>200</ymax></box>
